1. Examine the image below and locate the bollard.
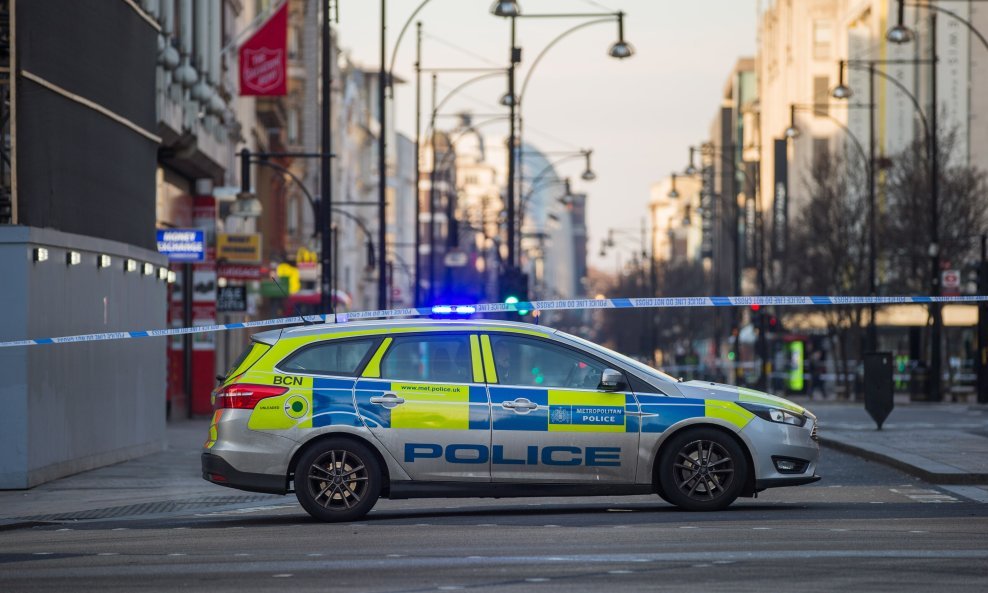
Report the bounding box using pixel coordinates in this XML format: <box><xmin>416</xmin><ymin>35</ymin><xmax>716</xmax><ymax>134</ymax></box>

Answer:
<box><xmin>864</xmin><ymin>351</ymin><xmax>894</xmax><ymax>430</ymax></box>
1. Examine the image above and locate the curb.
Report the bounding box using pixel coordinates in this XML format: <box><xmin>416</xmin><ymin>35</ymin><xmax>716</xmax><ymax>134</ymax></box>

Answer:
<box><xmin>819</xmin><ymin>437</ymin><xmax>988</xmax><ymax>485</ymax></box>
<box><xmin>0</xmin><ymin>520</ymin><xmax>55</xmax><ymax>532</ymax></box>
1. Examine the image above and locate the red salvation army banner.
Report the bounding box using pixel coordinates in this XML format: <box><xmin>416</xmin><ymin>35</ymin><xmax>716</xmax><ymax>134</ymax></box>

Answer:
<box><xmin>239</xmin><ymin>2</ymin><xmax>287</xmax><ymax>96</ymax></box>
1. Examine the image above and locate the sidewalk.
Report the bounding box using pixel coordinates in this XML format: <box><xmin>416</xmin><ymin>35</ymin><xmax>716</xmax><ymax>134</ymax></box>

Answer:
<box><xmin>795</xmin><ymin>398</ymin><xmax>988</xmax><ymax>484</ymax></box>
<box><xmin>0</xmin><ymin>419</ymin><xmax>282</xmax><ymax>530</ymax></box>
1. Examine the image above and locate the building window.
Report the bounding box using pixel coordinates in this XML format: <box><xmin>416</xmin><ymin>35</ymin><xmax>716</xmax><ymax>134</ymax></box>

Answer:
<box><xmin>813</xmin><ymin>76</ymin><xmax>829</xmax><ymax>116</ymax></box>
<box><xmin>287</xmin><ymin>108</ymin><xmax>299</xmax><ymax>145</ymax></box>
<box><xmin>288</xmin><ymin>25</ymin><xmax>301</xmax><ymax>60</ymax></box>
<box><xmin>813</xmin><ymin>20</ymin><xmax>832</xmax><ymax>60</ymax></box>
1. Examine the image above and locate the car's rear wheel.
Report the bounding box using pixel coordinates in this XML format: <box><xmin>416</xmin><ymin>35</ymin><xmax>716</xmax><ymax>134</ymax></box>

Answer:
<box><xmin>657</xmin><ymin>428</ymin><xmax>748</xmax><ymax>511</ymax></box>
<box><xmin>295</xmin><ymin>438</ymin><xmax>381</xmax><ymax>522</ymax></box>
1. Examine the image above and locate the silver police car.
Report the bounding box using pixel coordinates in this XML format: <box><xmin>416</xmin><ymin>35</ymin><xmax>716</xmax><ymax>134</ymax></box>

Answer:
<box><xmin>202</xmin><ymin>319</ymin><xmax>820</xmax><ymax>522</ymax></box>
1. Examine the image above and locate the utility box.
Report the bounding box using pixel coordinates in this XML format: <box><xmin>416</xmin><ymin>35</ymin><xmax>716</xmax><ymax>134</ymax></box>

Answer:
<box><xmin>864</xmin><ymin>352</ymin><xmax>894</xmax><ymax>430</ymax></box>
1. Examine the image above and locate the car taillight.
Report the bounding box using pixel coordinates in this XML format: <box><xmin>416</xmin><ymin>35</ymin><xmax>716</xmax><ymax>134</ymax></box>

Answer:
<box><xmin>213</xmin><ymin>383</ymin><xmax>288</xmax><ymax>410</ymax></box>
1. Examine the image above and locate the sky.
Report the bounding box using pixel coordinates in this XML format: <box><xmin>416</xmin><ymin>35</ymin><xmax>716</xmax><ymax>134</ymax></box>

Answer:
<box><xmin>331</xmin><ymin>0</ymin><xmax>757</xmax><ymax>271</ymax></box>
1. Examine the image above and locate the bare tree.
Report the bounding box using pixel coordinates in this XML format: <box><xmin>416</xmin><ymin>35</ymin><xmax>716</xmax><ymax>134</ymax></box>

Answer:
<box><xmin>783</xmin><ymin>149</ymin><xmax>869</xmax><ymax>397</ymax></box>
<box><xmin>882</xmin><ymin>130</ymin><xmax>988</xmax><ymax>294</ymax></box>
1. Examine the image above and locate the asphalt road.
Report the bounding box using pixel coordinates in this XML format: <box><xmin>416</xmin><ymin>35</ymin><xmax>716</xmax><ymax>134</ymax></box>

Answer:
<box><xmin>1</xmin><ymin>449</ymin><xmax>986</xmax><ymax>592</ymax></box>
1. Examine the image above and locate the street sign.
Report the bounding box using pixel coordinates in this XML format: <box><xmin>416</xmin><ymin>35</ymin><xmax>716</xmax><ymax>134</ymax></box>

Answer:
<box><xmin>217</xmin><ymin>233</ymin><xmax>262</xmax><ymax>263</ymax></box>
<box><xmin>217</xmin><ymin>264</ymin><xmax>264</xmax><ymax>280</ymax></box>
<box><xmin>156</xmin><ymin>229</ymin><xmax>205</xmax><ymax>262</ymax></box>
<box><xmin>216</xmin><ymin>286</ymin><xmax>248</xmax><ymax>312</ymax></box>
<box><xmin>942</xmin><ymin>269</ymin><xmax>961</xmax><ymax>296</ymax></box>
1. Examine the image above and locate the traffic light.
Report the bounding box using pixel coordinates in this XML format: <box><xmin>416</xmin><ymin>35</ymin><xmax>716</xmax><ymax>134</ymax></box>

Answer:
<box><xmin>499</xmin><ymin>268</ymin><xmax>530</xmax><ymax>316</ymax></box>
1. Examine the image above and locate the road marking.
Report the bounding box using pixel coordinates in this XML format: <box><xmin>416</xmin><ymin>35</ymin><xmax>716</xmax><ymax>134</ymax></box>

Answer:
<box><xmin>679</xmin><ymin>526</ymin><xmax>698</xmax><ymax>529</ymax></box>
<box><xmin>33</xmin><ymin>552</ymin><xmax>53</xmax><ymax>555</ymax></box>
<box><xmin>609</xmin><ymin>570</ymin><xmax>633</xmax><ymax>574</ymax></box>
<box><xmin>272</xmin><ymin>574</ymin><xmax>293</xmax><ymax>578</ymax></box>
<box><xmin>890</xmin><ymin>488</ymin><xmax>960</xmax><ymax>503</ymax></box>
<box><xmin>940</xmin><ymin>485</ymin><xmax>988</xmax><ymax>504</ymax></box>
<box><xmin>97</xmin><ymin>553</ymin><xmax>118</xmax><ymax>556</ymax></box>
<box><xmin>525</xmin><ymin>578</ymin><xmax>550</xmax><ymax>582</ymax></box>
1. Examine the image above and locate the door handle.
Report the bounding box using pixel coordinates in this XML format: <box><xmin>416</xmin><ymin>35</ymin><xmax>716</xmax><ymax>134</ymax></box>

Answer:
<box><xmin>370</xmin><ymin>392</ymin><xmax>405</xmax><ymax>408</ymax></box>
<box><xmin>502</xmin><ymin>398</ymin><xmax>538</xmax><ymax>412</ymax></box>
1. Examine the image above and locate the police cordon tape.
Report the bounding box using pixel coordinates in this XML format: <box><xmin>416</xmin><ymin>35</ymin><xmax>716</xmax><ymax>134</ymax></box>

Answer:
<box><xmin>1</xmin><ymin>294</ymin><xmax>987</xmax><ymax>349</ymax></box>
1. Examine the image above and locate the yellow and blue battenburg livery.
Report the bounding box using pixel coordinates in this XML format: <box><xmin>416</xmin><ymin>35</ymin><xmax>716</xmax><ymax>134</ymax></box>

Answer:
<box><xmin>202</xmin><ymin>319</ymin><xmax>820</xmax><ymax>522</ymax></box>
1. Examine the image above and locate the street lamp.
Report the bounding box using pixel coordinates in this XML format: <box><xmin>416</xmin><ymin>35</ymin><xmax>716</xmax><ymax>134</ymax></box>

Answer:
<box><xmin>832</xmin><ymin>58</ymin><xmax>934</xmax><ymax>353</ymax></box>
<box><xmin>608</xmin><ymin>13</ymin><xmax>634</xmax><ymax>59</ymax></box>
<box><xmin>887</xmin><ymin>0</ymin><xmax>988</xmax><ymax>53</ymax></box>
<box><xmin>684</xmin><ymin>147</ymin><xmax>698</xmax><ymax>176</ymax></box>
<box><xmin>667</xmin><ymin>173</ymin><xmax>679</xmax><ymax>199</ymax></box>
<box><xmin>422</xmin><ymin>67</ymin><xmax>508</xmax><ymax>305</ymax></box>
<box><xmin>491</xmin><ymin>4</ymin><xmax>633</xmax><ymax>274</ymax></box>
<box><xmin>230</xmin><ymin>192</ymin><xmax>263</xmax><ymax>218</ymax></box>
<box><xmin>831</xmin><ymin>62</ymin><xmax>853</xmax><ymax>99</ymax></box>
<box><xmin>490</xmin><ymin>0</ymin><xmax>521</xmax><ymax>18</ymax></box>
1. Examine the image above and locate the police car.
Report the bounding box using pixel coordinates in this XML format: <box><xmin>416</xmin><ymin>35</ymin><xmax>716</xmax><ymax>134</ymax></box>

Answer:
<box><xmin>202</xmin><ymin>319</ymin><xmax>819</xmax><ymax>522</ymax></box>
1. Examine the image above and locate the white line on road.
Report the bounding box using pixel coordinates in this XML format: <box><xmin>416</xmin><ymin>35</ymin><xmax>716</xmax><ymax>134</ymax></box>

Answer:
<box><xmin>939</xmin><ymin>485</ymin><xmax>988</xmax><ymax>504</ymax></box>
<box><xmin>890</xmin><ymin>488</ymin><xmax>960</xmax><ymax>503</ymax></box>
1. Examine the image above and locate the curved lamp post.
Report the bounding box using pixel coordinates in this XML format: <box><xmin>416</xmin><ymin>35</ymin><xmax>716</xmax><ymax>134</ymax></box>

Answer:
<box><xmin>421</xmin><ymin>68</ymin><xmax>508</xmax><ymax>305</ymax></box>
<box><xmin>491</xmin><ymin>1</ymin><xmax>633</xmax><ymax>274</ymax></box>
<box><xmin>888</xmin><ymin>0</ymin><xmax>988</xmax><ymax>53</ymax></box>
<box><xmin>518</xmin><ymin>150</ymin><xmax>594</xmax><ymax>238</ymax></box>
<box><xmin>832</xmin><ymin>58</ymin><xmax>934</xmax><ymax>351</ymax></box>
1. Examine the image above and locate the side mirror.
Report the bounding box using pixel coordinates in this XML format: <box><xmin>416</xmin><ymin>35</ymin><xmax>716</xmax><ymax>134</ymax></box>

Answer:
<box><xmin>600</xmin><ymin>368</ymin><xmax>624</xmax><ymax>391</ymax></box>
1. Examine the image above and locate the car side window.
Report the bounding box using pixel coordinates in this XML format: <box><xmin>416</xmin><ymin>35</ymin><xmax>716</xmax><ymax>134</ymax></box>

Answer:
<box><xmin>489</xmin><ymin>334</ymin><xmax>610</xmax><ymax>390</ymax></box>
<box><xmin>379</xmin><ymin>334</ymin><xmax>473</xmax><ymax>383</ymax></box>
<box><xmin>279</xmin><ymin>338</ymin><xmax>377</xmax><ymax>376</ymax></box>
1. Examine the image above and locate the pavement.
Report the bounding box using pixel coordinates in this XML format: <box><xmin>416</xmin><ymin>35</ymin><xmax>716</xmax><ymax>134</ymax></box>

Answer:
<box><xmin>797</xmin><ymin>398</ymin><xmax>988</xmax><ymax>487</ymax></box>
<box><xmin>0</xmin><ymin>420</ymin><xmax>283</xmax><ymax>531</ymax></box>
<box><xmin>1</xmin><ymin>400</ymin><xmax>987</xmax><ymax>531</ymax></box>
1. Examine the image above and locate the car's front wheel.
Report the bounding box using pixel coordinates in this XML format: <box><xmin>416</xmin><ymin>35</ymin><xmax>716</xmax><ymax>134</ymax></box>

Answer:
<box><xmin>294</xmin><ymin>438</ymin><xmax>381</xmax><ymax>522</ymax></box>
<box><xmin>657</xmin><ymin>428</ymin><xmax>748</xmax><ymax>511</ymax></box>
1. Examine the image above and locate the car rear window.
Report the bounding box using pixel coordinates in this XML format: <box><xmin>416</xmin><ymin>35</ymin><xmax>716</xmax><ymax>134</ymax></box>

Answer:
<box><xmin>224</xmin><ymin>341</ymin><xmax>270</xmax><ymax>380</ymax></box>
<box><xmin>279</xmin><ymin>338</ymin><xmax>378</xmax><ymax>376</ymax></box>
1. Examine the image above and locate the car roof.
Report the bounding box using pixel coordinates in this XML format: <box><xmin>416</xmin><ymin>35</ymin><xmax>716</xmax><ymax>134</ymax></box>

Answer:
<box><xmin>252</xmin><ymin>318</ymin><xmax>558</xmax><ymax>345</ymax></box>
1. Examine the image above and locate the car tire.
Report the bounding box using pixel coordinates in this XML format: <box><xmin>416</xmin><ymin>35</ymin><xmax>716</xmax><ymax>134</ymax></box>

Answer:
<box><xmin>295</xmin><ymin>438</ymin><xmax>382</xmax><ymax>522</ymax></box>
<box><xmin>656</xmin><ymin>427</ymin><xmax>748</xmax><ymax>511</ymax></box>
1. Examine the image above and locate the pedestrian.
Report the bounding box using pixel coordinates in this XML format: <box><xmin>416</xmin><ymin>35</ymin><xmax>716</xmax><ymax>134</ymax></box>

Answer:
<box><xmin>809</xmin><ymin>350</ymin><xmax>825</xmax><ymax>399</ymax></box>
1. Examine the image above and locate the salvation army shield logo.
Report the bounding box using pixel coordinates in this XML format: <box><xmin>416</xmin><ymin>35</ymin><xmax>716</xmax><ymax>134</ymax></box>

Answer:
<box><xmin>242</xmin><ymin>48</ymin><xmax>285</xmax><ymax>94</ymax></box>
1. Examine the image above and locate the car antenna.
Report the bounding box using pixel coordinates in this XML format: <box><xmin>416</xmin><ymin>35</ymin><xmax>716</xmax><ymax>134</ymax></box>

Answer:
<box><xmin>269</xmin><ymin>274</ymin><xmax>316</xmax><ymax>325</ymax></box>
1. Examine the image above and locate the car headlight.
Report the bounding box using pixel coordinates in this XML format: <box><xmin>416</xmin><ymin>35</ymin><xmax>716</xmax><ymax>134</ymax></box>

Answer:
<box><xmin>737</xmin><ymin>402</ymin><xmax>807</xmax><ymax>427</ymax></box>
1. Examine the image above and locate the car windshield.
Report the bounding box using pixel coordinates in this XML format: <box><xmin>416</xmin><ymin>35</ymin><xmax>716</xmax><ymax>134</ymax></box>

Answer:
<box><xmin>556</xmin><ymin>331</ymin><xmax>680</xmax><ymax>383</ymax></box>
